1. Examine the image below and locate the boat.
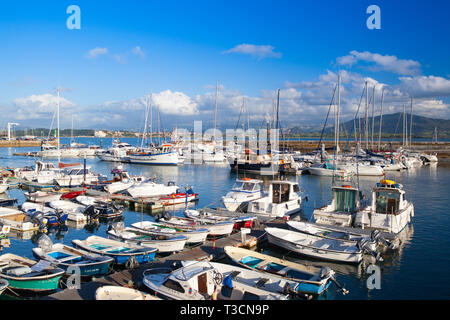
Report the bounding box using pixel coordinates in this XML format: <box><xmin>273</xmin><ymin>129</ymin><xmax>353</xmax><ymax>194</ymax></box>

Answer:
<box><xmin>247</xmin><ymin>181</ymin><xmax>302</xmax><ymax>218</ymax></box>
<box><xmin>286</xmin><ymin>220</ymin><xmax>380</xmax><ymax>251</ymax></box>
<box><xmin>21</xmin><ymin>202</ymin><xmax>68</xmax><ymax>227</ymax></box>
<box><xmin>221</xmin><ymin>178</ymin><xmax>264</xmax><ymax>212</ymax></box>
<box><xmin>157</xmin><ymin>192</ymin><xmax>198</xmax><ymax>206</ymax></box>
<box><xmin>156</xmin><ymin>212</ymin><xmax>235</xmax><ymax>237</ymax></box>
<box><xmin>307</xmin><ymin>162</ymin><xmax>349</xmax><ymax>177</ymax></box>
<box><xmin>265</xmin><ymin>227</ymin><xmax>371</xmax><ymax>264</ymax></box>
<box><xmin>354</xmin><ymin>179</ymin><xmax>414</xmax><ymax>234</ymax></box>
<box><xmin>54</xmin><ymin>166</ymin><xmax>102</xmax><ymax>187</ymax></box>
<box><xmin>0</xmin><ymin>179</ymin><xmax>8</xmax><ymax>194</ymax></box>
<box><xmin>224</xmin><ymin>246</ymin><xmax>347</xmax><ymax>296</ymax></box>
<box><xmin>127</xmin><ymin>144</ymin><xmax>179</xmax><ymax>166</ymax></box>
<box><xmin>184</xmin><ymin>209</ymin><xmax>257</xmax><ymax>231</ymax></box>
<box><xmin>313</xmin><ymin>184</ymin><xmax>364</xmax><ymax>227</ymax></box>
<box><xmin>32</xmin><ymin>235</ymin><xmax>114</xmax><ymax>277</ymax></box>
<box><xmin>0</xmin><ymin>253</ymin><xmax>65</xmax><ymax>292</ymax></box>
<box><xmin>130</xmin><ymin>221</ymin><xmax>208</xmax><ymax>244</ymax></box>
<box><xmin>72</xmin><ymin>236</ymin><xmax>157</xmax><ymax>265</ymax></box>
<box><xmin>107</xmin><ymin>223</ymin><xmax>187</xmax><ymax>253</ymax></box>
<box><xmin>24</xmin><ymin>190</ymin><xmax>62</xmax><ymax>203</ymax></box>
<box><xmin>142</xmin><ymin>260</ymin><xmax>295</xmax><ymax>300</ymax></box>
<box><xmin>95</xmin><ymin>285</ymin><xmax>161</xmax><ymax>300</ymax></box>
<box><xmin>126</xmin><ymin>180</ymin><xmax>179</xmax><ymax>198</ymax></box>
<box><xmin>75</xmin><ymin>196</ymin><xmax>123</xmax><ymax>219</ymax></box>
<box><xmin>49</xmin><ymin>200</ymin><xmax>88</xmax><ymax>222</ymax></box>
<box><xmin>0</xmin><ymin>207</ymin><xmax>41</xmax><ymax>232</ymax></box>
<box><xmin>0</xmin><ymin>278</ymin><xmax>8</xmax><ymax>295</ymax></box>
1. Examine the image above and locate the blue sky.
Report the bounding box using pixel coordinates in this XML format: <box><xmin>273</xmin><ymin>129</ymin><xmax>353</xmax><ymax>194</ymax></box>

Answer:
<box><xmin>1</xmin><ymin>0</ymin><xmax>450</xmax><ymax>130</ymax></box>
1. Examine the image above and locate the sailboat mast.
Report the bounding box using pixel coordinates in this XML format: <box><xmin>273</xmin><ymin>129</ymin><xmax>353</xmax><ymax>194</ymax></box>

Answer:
<box><xmin>371</xmin><ymin>85</ymin><xmax>375</xmax><ymax>150</ymax></box>
<box><xmin>149</xmin><ymin>93</ymin><xmax>153</xmax><ymax>146</ymax></box>
<box><xmin>214</xmin><ymin>81</ymin><xmax>218</xmax><ymax>139</ymax></box>
<box><xmin>141</xmin><ymin>95</ymin><xmax>149</xmax><ymax>150</ymax></box>
<box><xmin>336</xmin><ymin>73</ymin><xmax>341</xmax><ymax>157</ymax></box>
<box><xmin>378</xmin><ymin>87</ymin><xmax>384</xmax><ymax>151</ymax></box>
<box><xmin>365</xmin><ymin>81</ymin><xmax>369</xmax><ymax>150</ymax></box>
<box><xmin>410</xmin><ymin>97</ymin><xmax>413</xmax><ymax>147</ymax></box>
<box><xmin>57</xmin><ymin>88</ymin><xmax>61</xmax><ymax>164</ymax></box>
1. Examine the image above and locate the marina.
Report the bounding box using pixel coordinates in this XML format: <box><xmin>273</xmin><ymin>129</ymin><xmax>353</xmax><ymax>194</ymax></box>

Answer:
<box><xmin>0</xmin><ymin>137</ymin><xmax>449</xmax><ymax>300</ymax></box>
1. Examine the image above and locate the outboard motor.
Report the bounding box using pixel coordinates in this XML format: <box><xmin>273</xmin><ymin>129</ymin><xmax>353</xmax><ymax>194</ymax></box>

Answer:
<box><xmin>357</xmin><ymin>238</ymin><xmax>383</xmax><ymax>262</ymax></box>
<box><xmin>110</xmin><ymin>221</ymin><xmax>125</xmax><ymax>234</ymax></box>
<box><xmin>30</xmin><ymin>211</ymin><xmax>47</xmax><ymax>231</ymax></box>
<box><xmin>84</xmin><ymin>205</ymin><xmax>100</xmax><ymax>220</ymax></box>
<box><xmin>370</xmin><ymin>230</ymin><xmax>391</xmax><ymax>248</ymax></box>
<box><xmin>162</xmin><ymin>211</ymin><xmax>172</xmax><ymax>221</ymax></box>
<box><xmin>37</xmin><ymin>234</ymin><xmax>53</xmax><ymax>253</ymax></box>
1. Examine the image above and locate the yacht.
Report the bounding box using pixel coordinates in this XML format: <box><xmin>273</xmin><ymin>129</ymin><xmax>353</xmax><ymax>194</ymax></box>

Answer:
<box><xmin>221</xmin><ymin>178</ymin><xmax>264</xmax><ymax>212</ymax></box>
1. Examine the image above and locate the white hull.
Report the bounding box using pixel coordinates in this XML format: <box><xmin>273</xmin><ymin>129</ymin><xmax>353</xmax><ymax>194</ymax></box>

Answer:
<box><xmin>49</xmin><ymin>200</ymin><xmax>87</xmax><ymax>222</ymax></box>
<box><xmin>105</xmin><ymin>181</ymin><xmax>134</xmax><ymax>194</ymax></box>
<box><xmin>0</xmin><ymin>185</ymin><xmax>8</xmax><ymax>193</ymax></box>
<box><xmin>127</xmin><ymin>183</ymin><xmax>178</xmax><ymax>198</ymax></box>
<box><xmin>354</xmin><ymin>203</ymin><xmax>414</xmax><ymax>234</ymax></box>
<box><xmin>266</xmin><ymin>227</ymin><xmax>363</xmax><ymax>264</ymax></box>
<box><xmin>130</xmin><ymin>221</ymin><xmax>208</xmax><ymax>244</ymax></box>
<box><xmin>128</xmin><ymin>152</ymin><xmax>178</xmax><ymax>165</ymax></box>
<box><xmin>55</xmin><ymin>175</ymin><xmax>99</xmax><ymax>187</ymax></box>
<box><xmin>25</xmin><ymin>191</ymin><xmax>62</xmax><ymax>203</ymax></box>
<box><xmin>96</xmin><ymin>286</ymin><xmax>160</xmax><ymax>300</ymax></box>
<box><xmin>248</xmin><ymin>198</ymin><xmax>301</xmax><ymax>218</ymax></box>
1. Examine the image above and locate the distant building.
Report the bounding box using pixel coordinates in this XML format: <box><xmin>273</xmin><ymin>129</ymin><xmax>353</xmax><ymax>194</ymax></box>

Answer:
<box><xmin>94</xmin><ymin>130</ymin><xmax>107</xmax><ymax>138</ymax></box>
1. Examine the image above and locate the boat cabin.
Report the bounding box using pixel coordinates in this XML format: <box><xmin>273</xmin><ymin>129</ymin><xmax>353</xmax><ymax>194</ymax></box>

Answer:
<box><xmin>232</xmin><ymin>179</ymin><xmax>263</xmax><ymax>193</ymax></box>
<box><xmin>373</xmin><ymin>180</ymin><xmax>406</xmax><ymax>215</ymax></box>
<box><xmin>270</xmin><ymin>181</ymin><xmax>300</xmax><ymax>204</ymax></box>
<box><xmin>331</xmin><ymin>185</ymin><xmax>361</xmax><ymax>213</ymax></box>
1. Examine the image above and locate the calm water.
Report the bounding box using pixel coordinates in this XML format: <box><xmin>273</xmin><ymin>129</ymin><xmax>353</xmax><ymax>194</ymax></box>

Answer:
<box><xmin>1</xmin><ymin>137</ymin><xmax>449</xmax><ymax>300</ymax></box>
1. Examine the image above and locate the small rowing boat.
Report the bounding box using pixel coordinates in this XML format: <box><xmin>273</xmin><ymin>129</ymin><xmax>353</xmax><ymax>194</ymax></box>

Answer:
<box><xmin>95</xmin><ymin>285</ymin><xmax>161</xmax><ymax>300</ymax></box>
<box><xmin>130</xmin><ymin>221</ymin><xmax>208</xmax><ymax>244</ymax></box>
<box><xmin>72</xmin><ymin>236</ymin><xmax>157</xmax><ymax>265</ymax></box>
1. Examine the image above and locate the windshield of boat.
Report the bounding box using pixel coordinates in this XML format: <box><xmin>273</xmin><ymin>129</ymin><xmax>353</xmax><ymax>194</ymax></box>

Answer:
<box><xmin>375</xmin><ymin>190</ymin><xmax>400</xmax><ymax>215</ymax></box>
<box><xmin>334</xmin><ymin>189</ymin><xmax>357</xmax><ymax>212</ymax></box>
<box><xmin>233</xmin><ymin>182</ymin><xmax>260</xmax><ymax>192</ymax></box>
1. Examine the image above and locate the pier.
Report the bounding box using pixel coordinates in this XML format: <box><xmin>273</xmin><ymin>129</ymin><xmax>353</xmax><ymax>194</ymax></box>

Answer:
<box><xmin>41</xmin><ymin>222</ymin><xmax>273</xmax><ymax>300</ymax></box>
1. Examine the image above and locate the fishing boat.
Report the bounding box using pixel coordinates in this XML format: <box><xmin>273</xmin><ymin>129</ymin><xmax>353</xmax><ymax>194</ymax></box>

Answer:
<box><xmin>157</xmin><ymin>192</ymin><xmax>198</xmax><ymax>206</ymax></box>
<box><xmin>354</xmin><ymin>179</ymin><xmax>414</xmax><ymax>234</ymax></box>
<box><xmin>247</xmin><ymin>181</ymin><xmax>302</xmax><ymax>218</ymax></box>
<box><xmin>265</xmin><ymin>227</ymin><xmax>370</xmax><ymax>264</ymax></box>
<box><xmin>185</xmin><ymin>209</ymin><xmax>256</xmax><ymax>231</ymax></box>
<box><xmin>0</xmin><ymin>253</ymin><xmax>65</xmax><ymax>292</ymax></box>
<box><xmin>224</xmin><ymin>246</ymin><xmax>347</xmax><ymax>296</ymax></box>
<box><xmin>49</xmin><ymin>200</ymin><xmax>88</xmax><ymax>222</ymax></box>
<box><xmin>107</xmin><ymin>223</ymin><xmax>187</xmax><ymax>253</ymax></box>
<box><xmin>156</xmin><ymin>213</ymin><xmax>235</xmax><ymax>237</ymax></box>
<box><xmin>130</xmin><ymin>221</ymin><xmax>208</xmax><ymax>244</ymax></box>
<box><xmin>24</xmin><ymin>190</ymin><xmax>62</xmax><ymax>203</ymax></box>
<box><xmin>313</xmin><ymin>184</ymin><xmax>364</xmax><ymax>227</ymax></box>
<box><xmin>221</xmin><ymin>178</ymin><xmax>264</xmax><ymax>212</ymax></box>
<box><xmin>0</xmin><ymin>278</ymin><xmax>8</xmax><ymax>295</ymax></box>
<box><xmin>95</xmin><ymin>286</ymin><xmax>161</xmax><ymax>300</ymax></box>
<box><xmin>142</xmin><ymin>260</ymin><xmax>294</xmax><ymax>300</ymax></box>
<box><xmin>72</xmin><ymin>236</ymin><xmax>157</xmax><ymax>265</ymax></box>
<box><xmin>0</xmin><ymin>207</ymin><xmax>41</xmax><ymax>232</ymax></box>
<box><xmin>32</xmin><ymin>235</ymin><xmax>114</xmax><ymax>277</ymax></box>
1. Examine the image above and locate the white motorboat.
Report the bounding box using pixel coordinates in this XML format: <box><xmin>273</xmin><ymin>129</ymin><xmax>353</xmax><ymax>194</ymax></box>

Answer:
<box><xmin>130</xmin><ymin>221</ymin><xmax>208</xmax><ymax>244</ymax></box>
<box><xmin>307</xmin><ymin>162</ymin><xmax>349</xmax><ymax>177</ymax></box>
<box><xmin>342</xmin><ymin>163</ymin><xmax>384</xmax><ymax>176</ymax></box>
<box><xmin>247</xmin><ymin>181</ymin><xmax>302</xmax><ymax>218</ymax></box>
<box><xmin>49</xmin><ymin>200</ymin><xmax>87</xmax><ymax>222</ymax></box>
<box><xmin>313</xmin><ymin>184</ymin><xmax>364</xmax><ymax>227</ymax></box>
<box><xmin>185</xmin><ymin>209</ymin><xmax>257</xmax><ymax>231</ymax></box>
<box><xmin>354</xmin><ymin>179</ymin><xmax>414</xmax><ymax>234</ymax></box>
<box><xmin>142</xmin><ymin>260</ymin><xmax>293</xmax><ymax>300</ymax></box>
<box><xmin>96</xmin><ymin>286</ymin><xmax>161</xmax><ymax>300</ymax></box>
<box><xmin>156</xmin><ymin>213</ymin><xmax>235</xmax><ymax>237</ymax></box>
<box><xmin>126</xmin><ymin>180</ymin><xmax>179</xmax><ymax>198</ymax></box>
<box><xmin>265</xmin><ymin>227</ymin><xmax>365</xmax><ymax>264</ymax></box>
<box><xmin>221</xmin><ymin>178</ymin><xmax>264</xmax><ymax>212</ymax></box>
<box><xmin>0</xmin><ymin>180</ymin><xmax>8</xmax><ymax>194</ymax></box>
<box><xmin>54</xmin><ymin>166</ymin><xmax>101</xmax><ymax>187</ymax></box>
<box><xmin>24</xmin><ymin>191</ymin><xmax>62</xmax><ymax>203</ymax></box>
<box><xmin>107</xmin><ymin>223</ymin><xmax>187</xmax><ymax>253</ymax></box>
<box><xmin>0</xmin><ymin>207</ymin><xmax>40</xmax><ymax>232</ymax></box>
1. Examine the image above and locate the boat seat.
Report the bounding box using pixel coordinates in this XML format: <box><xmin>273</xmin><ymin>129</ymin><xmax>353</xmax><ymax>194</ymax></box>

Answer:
<box><xmin>255</xmin><ymin>278</ymin><xmax>269</xmax><ymax>288</ymax></box>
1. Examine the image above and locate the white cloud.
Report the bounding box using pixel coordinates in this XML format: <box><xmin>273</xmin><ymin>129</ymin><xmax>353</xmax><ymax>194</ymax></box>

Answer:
<box><xmin>222</xmin><ymin>44</ymin><xmax>282</xmax><ymax>60</ymax></box>
<box><xmin>85</xmin><ymin>47</ymin><xmax>108</xmax><ymax>59</ymax></box>
<box><xmin>131</xmin><ymin>46</ymin><xmax>145</xmax><ymax>58</ymax></box>
<box><xmin>337</xmin><ymin>51</ymin><xmax>421</xmax><ymax>76</ymax></box>
<box><xmin>153</xmin><ymin>90</ymin><xmax>199</xmax><ymax>115</ymax></box>
<box><xmin>13</xmin><ymin>93</ymin><xmax>76</xmax><ymax>122</ymax></box>
<box><xmin>398</xmin><ymin>75</ymin><xmax>450</xmax><ymax>98</ymax></box>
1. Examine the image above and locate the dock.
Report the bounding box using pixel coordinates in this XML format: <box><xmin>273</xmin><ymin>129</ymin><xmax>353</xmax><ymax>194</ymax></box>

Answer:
<box><xmin>42</xmin><ymin>224</ymin><xmax>271</xmax><ymax>300</ymax></box>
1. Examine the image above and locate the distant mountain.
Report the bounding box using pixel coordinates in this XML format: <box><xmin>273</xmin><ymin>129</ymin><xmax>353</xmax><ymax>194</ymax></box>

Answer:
<box><xmin>287</xmin><ymin>112</ymin><xmax>450</xmax><ymax>138</ymax></box>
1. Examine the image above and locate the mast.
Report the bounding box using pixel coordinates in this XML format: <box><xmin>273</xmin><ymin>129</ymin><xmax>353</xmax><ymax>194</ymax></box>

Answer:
<box><xmin>365</xmin><ymin>81</ymin><xmax>369</xmax><ymax>150</ymax></box>
<box><xmin>213</xmin><ymin>80</ymin><xmax>218</xmax><ymax>140</ymax></box>
<box><xmin>410</xmin><ymin>97</ymin><xmax>413</xmax><ymax>147</ymax></box>
<box><xmin>402</xmin><ymin>104</ymin><xmax>406</xmax><ymax>147</ymax></box>
<box><xmin>371</xmin><ymin>85</ymin><xmax>375</xmax><ymax>150</ymax></box>
<box><xmin>57</xmin><ymin>87</ymin><xmax>61</xmax><ymax>164</ymax></box>
<box><xmin>141</xmin><ymin>95</ymin><xmax>149</xmax><ymax>150</ymax></box>
<box><xmin>378</xmin><ymin>87</ymin><xmax>384</xmax><ymax>151</ymax></box>
<box><xmin>336</xmin><ymin>73</ymin><xmax>341</xmax><ymax>157</ymax></box>
<box><xmin>149</xmin><ymin>93</ymin><xmax>153</xmax><ymax>146</ymax></box>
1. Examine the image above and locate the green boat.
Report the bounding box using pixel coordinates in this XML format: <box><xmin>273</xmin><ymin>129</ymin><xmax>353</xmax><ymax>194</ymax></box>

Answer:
<box><xmin>0</xmin><ymin>253</ymin><xmax>64</xmax><ymax>292</ymax></box>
